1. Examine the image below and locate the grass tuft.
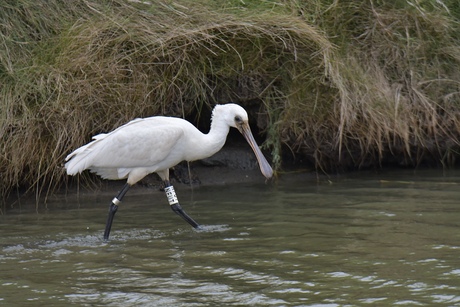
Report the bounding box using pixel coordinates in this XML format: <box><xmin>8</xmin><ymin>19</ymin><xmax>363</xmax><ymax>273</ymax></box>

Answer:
<box><xmin>1</xmin><ymin>0</ymin><xmax>460</xmax><ymax>205</ymax></box>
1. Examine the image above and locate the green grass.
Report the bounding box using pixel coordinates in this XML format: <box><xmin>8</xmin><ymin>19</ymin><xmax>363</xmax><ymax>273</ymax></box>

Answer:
<box><xmin>1</xmin><ymin>0</ymin><xmax>460</xmax><ymax>205</ymax></box>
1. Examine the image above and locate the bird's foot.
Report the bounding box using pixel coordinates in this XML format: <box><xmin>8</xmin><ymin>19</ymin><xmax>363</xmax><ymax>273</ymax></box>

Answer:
<box><xmin>170</xmin><ymin>203</ymin><xmax>200</xmax><ymax>229</ymax></box>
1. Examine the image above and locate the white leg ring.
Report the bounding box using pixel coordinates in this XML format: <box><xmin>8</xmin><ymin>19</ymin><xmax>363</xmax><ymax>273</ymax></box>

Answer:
<box><xmin>165</xmin><ymin>186</ymin><xmax>179</xmax><ymax>205</ymax></box>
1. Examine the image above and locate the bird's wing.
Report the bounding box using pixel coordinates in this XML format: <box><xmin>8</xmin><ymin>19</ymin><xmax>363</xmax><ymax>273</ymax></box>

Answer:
<box><xmin>65</xmin><ymin>117</ymin><xmax>186</xmax><ymax>175</ymax></box>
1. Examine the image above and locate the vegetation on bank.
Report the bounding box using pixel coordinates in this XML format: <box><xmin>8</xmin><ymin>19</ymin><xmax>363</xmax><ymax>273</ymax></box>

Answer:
<box><xmin>1</xmin><ymin>0</ymin><xmax>460</xmax><ymax>201</ymax></box>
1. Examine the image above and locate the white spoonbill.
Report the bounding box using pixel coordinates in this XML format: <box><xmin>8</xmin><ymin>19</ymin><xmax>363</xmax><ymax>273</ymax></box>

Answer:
<box><xmin>65</xmin><ymin>103</ymin><xmax>273</xmax><ymax>240</ymax></box>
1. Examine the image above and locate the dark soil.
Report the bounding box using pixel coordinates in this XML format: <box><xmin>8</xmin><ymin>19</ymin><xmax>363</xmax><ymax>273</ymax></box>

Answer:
<box><xmin>138</xmin><ymin>144</ymin><xmax>273</xmax><ymax>189</ymax></box>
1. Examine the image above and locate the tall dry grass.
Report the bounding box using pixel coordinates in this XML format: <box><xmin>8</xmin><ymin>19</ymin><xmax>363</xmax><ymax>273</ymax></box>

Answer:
<box><xmin>0</xmin><ymin>0</ymin><xmax>331</xmax><ymax>202</ymax></box>
<box><xmin>278</xmin><ymin>0</ymin><xmax>460</xmax><ymax>170</ymax></box>
<box><xmin>1</xmin><ymin>0</ymin><xmax>460</xmax><ymax>205</ymax></box>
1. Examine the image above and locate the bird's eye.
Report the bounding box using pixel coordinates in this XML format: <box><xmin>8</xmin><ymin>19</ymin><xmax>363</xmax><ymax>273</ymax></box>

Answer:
<box><xmin>234</xmin><ymin>115</ymin><xmax>243</xmax><ymax>123</ymax></box>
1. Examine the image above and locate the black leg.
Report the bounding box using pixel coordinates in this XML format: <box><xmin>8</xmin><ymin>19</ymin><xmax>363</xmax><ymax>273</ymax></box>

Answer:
<box><xmin>103</xmin><ymin>183</ymin><xmax>130</xmax><ymax>241</ymax></box>
<box><xmin>164</xmin><ymin>181</ymin><xmax>201</xmax><ymax>229</ymax></box>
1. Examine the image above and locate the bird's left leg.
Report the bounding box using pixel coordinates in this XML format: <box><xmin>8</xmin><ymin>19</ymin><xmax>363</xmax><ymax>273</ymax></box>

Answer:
<box><xmin>103</xmin><ymin>183</ymin><xmax>130</xmax><ymax>241</ymax></box>
<box><xmin>164</xmin><ymin>180</ymin><xmax>201</xmax><ymax>229</ymax></box>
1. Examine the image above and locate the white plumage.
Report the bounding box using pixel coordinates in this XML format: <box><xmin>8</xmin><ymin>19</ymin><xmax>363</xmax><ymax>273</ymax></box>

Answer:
<box><xmin>65</xmin><ymin>103</ymin><xmax>273</xmax><ymax>185</ymax></box>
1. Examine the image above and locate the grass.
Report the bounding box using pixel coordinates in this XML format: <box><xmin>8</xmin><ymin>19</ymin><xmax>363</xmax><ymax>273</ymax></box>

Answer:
<box><xmin>1</xmin><ymin>0</ymin><xmax>460</xmax><ymax>205</ymax></box>
<box><xmin>280</xmin><ymin>0</ymin><xmax>460</xmax><ymax>169</ymax></box>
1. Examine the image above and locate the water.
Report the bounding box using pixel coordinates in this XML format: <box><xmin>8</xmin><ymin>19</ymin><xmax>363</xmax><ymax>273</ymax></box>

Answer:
<box><xmin>1</xmin><ymin>168</ymin><xmax>460</xmax><ymax>306</ymax></box>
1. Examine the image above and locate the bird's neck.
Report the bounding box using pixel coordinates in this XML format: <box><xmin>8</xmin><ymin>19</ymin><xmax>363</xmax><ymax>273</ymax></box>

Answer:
<box><xmin>184</xmin><ymin>109</ymin><xmax>231</xmax><ymax>162</ymax></box>
<box><xmin>204</xmin><ymin>113</ymin><xmax>231</xmax><ymax>155</ymax></box>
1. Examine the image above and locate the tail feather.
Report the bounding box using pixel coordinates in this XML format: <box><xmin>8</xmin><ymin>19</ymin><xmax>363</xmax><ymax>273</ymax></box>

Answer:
<box><xmin>65</xmin><ymin>144</ymin><xmax>93</xmax><ymax>175</ymax></box>
<box><xmin>65</xmin><ymin>133</ymin><xmax>108</xmax><ymax>175</ymax></box>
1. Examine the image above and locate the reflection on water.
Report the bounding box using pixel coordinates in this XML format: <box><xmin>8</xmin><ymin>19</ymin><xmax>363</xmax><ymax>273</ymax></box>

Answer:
<box><xmin>2</xmin><ymin>169</ymin><xmax>460</xmax><ymax>306</ymax></box>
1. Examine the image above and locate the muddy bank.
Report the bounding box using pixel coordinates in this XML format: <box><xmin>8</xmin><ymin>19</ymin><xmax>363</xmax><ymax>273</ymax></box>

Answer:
<box><xmin>3</xmin><ymin>145</ymin><xmax>277</xmax><ymax>211</ymax></box>
<box><xmin>137</xmin><ymin>144</ymin><xmax>278</xmax><ymax>190</ymax></box>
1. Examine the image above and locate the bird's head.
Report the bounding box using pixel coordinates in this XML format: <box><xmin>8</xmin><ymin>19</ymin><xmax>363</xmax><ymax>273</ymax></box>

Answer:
<box><xmin>213</xmin><ymin>103</ymin><xmax>249</xmax><ymax>129</ymax></box>
<box><xmin>213</xmin><ymin>103</ymin><xmax>273</xmax><ymax>179</ymax></box>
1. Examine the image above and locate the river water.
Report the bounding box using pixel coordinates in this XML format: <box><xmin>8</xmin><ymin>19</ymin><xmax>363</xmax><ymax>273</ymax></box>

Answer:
<box><xmin>1</xmin><ymin>168</ymin><xmax>460</xmax><ymax>306</ymax></box>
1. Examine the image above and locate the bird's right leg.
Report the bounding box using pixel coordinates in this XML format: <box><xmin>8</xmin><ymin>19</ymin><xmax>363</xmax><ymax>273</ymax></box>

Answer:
<box><xmin>164</xmin><ymin>180</ymin><xmax>201</xmax><ymax>229</ymax></box>
<box><xmin>103</xmin><ymin>183</ymin><xmax>130</xmax><ymax>241</ymax></box>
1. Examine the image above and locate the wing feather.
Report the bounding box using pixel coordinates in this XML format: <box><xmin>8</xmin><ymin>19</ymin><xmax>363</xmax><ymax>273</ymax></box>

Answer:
<box><xmin>65</xmin><ymin>117</ymin><xmax>187</xmax><ymax>177</ymax></box>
